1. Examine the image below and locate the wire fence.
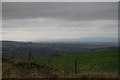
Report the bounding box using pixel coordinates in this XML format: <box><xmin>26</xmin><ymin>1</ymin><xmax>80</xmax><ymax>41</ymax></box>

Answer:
<box><xmin>3</xmin><ymin>52</ymin><xmax>81</xmax><ymax>74</ymax></box>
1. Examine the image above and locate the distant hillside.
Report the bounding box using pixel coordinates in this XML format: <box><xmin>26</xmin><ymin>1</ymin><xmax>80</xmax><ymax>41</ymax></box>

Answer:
<box><xmin>2</xmin><ymin>40</ymin><xmax>118</xmax><ymax>57</ymax></box>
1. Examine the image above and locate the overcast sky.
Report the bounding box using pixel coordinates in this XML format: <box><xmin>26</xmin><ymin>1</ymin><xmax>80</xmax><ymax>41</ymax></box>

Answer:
<box><xmin>2</xmin><ymin>2</ymin><xmax>118</xmax><ymax>41</ymax></box>
<box><xmin>2</xmin><ymin>0</ymin><xmax>119</xmax><ymax>2</ymax></box>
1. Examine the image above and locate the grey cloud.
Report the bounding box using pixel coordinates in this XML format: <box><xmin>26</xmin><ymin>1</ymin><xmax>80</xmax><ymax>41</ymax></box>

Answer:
<box><xmin>3</xmin><ymin>2</ymin><xmax>118</xmax><ymax>21</ymax></box>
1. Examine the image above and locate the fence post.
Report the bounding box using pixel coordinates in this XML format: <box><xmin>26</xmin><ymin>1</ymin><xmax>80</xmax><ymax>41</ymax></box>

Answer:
<box><xmin>29</xmin><ymin>51</ymin><xmax>32</xmax><ymax>63</ymax></box>
<box><xmin>75</xmin><ymin>60</ymin><xmax>78</xmax><ymax>74</ymax></box>
<box><xmin>12</xmin><ymin>51</ymin><xmax>15</xmax><ymax>63</ymax></box>
<box><xmin>48</xmin><ymin>56</ymin><xmax>52</xmax><ymax>65</ymax></box>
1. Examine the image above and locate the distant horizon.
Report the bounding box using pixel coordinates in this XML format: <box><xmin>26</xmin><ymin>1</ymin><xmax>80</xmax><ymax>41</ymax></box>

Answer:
<box><xmin>2</xmin><ymin>36</ymin><xmax>118</xmax><ymax>43</ymax></box>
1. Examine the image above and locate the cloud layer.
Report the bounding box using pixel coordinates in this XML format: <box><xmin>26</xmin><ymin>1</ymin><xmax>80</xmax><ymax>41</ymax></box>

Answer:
<box><xmin>2</xmin><ymin>2</ymin><xmax>118</xmax><ymax>41</ymax></box>
<box><xmin>3</xmin><ymin>2</ymin><xmax>118</xmax><ymax>20</ymax></box>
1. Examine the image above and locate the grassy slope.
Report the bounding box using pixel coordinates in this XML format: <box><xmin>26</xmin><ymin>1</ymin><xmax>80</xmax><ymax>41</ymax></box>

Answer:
<box><xmin>36</xmin><ymin>48</ymin><xmax>118</xmax><ymax>73</ymax></box>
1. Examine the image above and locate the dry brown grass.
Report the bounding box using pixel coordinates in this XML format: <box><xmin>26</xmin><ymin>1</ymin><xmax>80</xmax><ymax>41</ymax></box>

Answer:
<box><xmin>2</xmin><ymin>61</ymin><xmax>119</xmax><ymax>79</ymax></box>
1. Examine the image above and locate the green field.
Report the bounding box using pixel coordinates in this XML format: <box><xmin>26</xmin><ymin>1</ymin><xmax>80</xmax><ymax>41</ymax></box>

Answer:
<box><xmin>35</xmin><ymin>48</ymin><xmax>118</xmax><ymax>73</ymax></box>
<box><xmin>3</xmin><ymin>48</ymin><xmax>118</xmax><ymax>78</ymax></box>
